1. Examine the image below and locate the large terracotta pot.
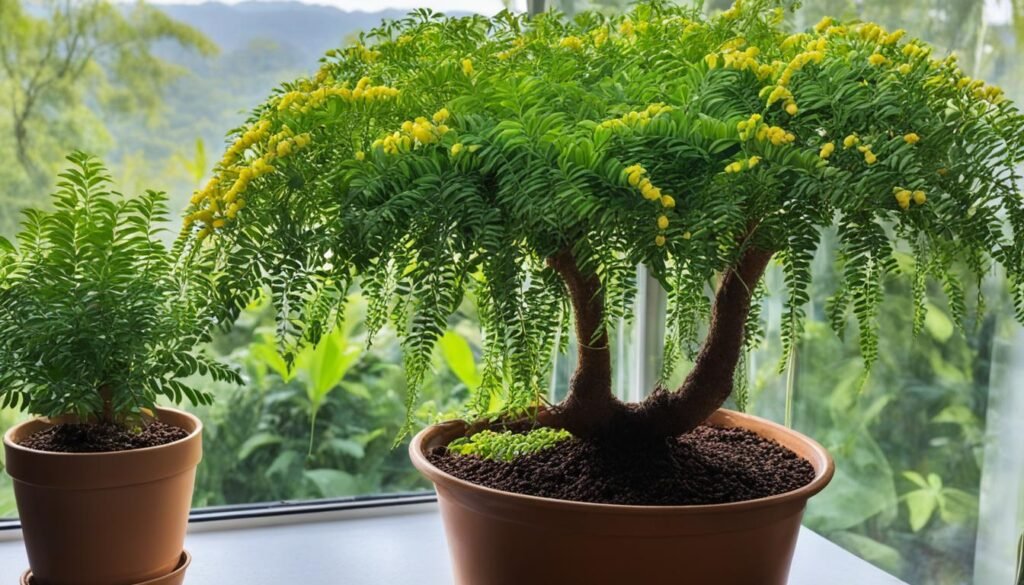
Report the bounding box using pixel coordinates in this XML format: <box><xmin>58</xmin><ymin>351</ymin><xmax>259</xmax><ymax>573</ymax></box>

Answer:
<box><xmin>410</xmin><ymin>408</ymin><xmax>834</xmax><ymax>585</ymax></box>
<box><xmin>3</xmin><ymin>407</ymin><xmax>201</xmax><ymax>585</ymax></box>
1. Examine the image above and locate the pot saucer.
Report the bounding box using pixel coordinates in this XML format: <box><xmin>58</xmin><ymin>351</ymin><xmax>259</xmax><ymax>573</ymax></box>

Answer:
<box><xmin>20</xmin><ymin>550</ymin><xmax>191</xmax><ymax>585</ymax></box>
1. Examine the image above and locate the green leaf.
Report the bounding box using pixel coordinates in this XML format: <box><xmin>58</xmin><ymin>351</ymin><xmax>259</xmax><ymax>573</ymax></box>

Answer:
<box><xmin>304</xmin><ymin>469</ymin><xmax>360</xmax><ymax>497</ymax></box>
<box><xmin>237</xmin><ymin>432</ymin><xmax>282</xmax><ymax>461</ymax></box>
<box><xmin>439</xmin><ymin>330</ymin><xmax>481</xmax><ymax>391</ymax></box>
<box><xmin>923</xmin><ymin>302</ymin><xmax>954</xmax><ymax>342</ymax></box>
<box><xmin>904</xmin><ymin>490</ymin><xmax>938</xmax><ymax>532</ymax></box>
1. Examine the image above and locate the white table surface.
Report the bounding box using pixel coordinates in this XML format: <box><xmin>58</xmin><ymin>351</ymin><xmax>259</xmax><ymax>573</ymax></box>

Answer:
<box><xmin>0</xmin><ymin>501</ymin><xmax>908</xmax><ymax>584</ymax></box>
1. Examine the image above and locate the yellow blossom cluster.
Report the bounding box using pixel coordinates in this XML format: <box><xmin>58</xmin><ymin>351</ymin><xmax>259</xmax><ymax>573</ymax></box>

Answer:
<box><xmin>819</xmin><ymin>142</ymin><xmax>835</xmax><ymax>159</ymax></box>
<box><xmin>599</xmin><ymin>103</ymin><xmax>673</xmax><ymax>130</ymax></box>
<box><xmin>724</xmin><ymin>156</ymin><xmax>761</xmax><ymax>174</ymax></box>
<box><xmin>868</xmin><ymin>53</ymin><xmax>888</xmax><ymax>67</ymax></box>
<box><xmin>188</xmin><ymin>124</ymin><xmax>313</xmax><ymax>237</ymax></box>
<box><xmin>777</xmin><ymin>44</ymin><xmax>825</xmax><ymax>87</ymax></box>
<box><xmin>461</xmin><ymin>58</ymin><xmax>474</xmax><ymax>76</ymax></box>
<box><xmin>373</xmin><ymin>109</ymin><xmax>452</xmax><ymax>155</ymax></box>
<box><xmin>858</xmin><ymin>145</ymin><xmax>878</xmax><ymax>165</ymax></box>
<box><xmin>737</xmin><ymin>114</ymin><xmax>795</xmax><ymax>146</ymax></box>
<box><xmin>954</xmin><ymin>77</ymin><xmax>1006</xmax><ymax>104</ymax></box>
<box><xmin>705</xmin><ymin>46</ymin><xmax>776</xmax><ymax>80</ymax></box>
<box><xmin>893</xmin><ymin>187</ymin><xmax>927</xmax><ymax>209</ymax></box>
<box><xmin>858</xmin><ymin>22</ymin><xmax>903</xmax><ymax>45</ymax></box>
<box><xmin>625</xmin><ymin>164</ymin><xmax>675</xmax><ymax>246</ymax></box>
<box><xmin>276</xmin><ymin>77</ymin><xmax>399</xmax><ymax>113</ymax></box>
<box><xmin>559</xmin><ymin>36</ymin><xmax>584</xmax><ymax>50</ymax></box>
<box><xmin>591</xmin><ymin>27</ymin><xmax>609</xmax><ymax>47</ymax></box>
<box><xmin>902</xmin><ymin>43</ymin><xmax>932</xmax><ymax>60</ymax></box>
<box><xmin>904</xmin><ymin>133</ymin><xmax>920</xmax><ymax>145</ymax></box>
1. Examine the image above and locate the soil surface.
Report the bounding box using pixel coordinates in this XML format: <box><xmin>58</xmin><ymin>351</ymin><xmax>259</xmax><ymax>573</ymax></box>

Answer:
<box><xmin>429</xmin><ymin>425</ymin><xmax>816</xmax><ymax>505</ymax></box>
<box><xmin>18</xmin><ymin>421</ymin><xmax>189</xmax><ymax>453</ymax></box>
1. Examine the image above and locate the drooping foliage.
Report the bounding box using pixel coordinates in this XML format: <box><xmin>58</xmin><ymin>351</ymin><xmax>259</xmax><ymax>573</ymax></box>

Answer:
<box><xmin>0</xmin><ymin>153</ymin><xmax>239</xmax><ymax>423</ymax></box>
<box><xmin>179</xmin><ymin>0</ymin><xmax>1024</xmax><ymax>429</ymax></box>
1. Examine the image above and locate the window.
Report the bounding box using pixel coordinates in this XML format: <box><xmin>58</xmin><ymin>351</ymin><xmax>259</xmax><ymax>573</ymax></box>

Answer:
<box><xmin>1</xmin><ymin>2</ymin><xmax>1022</xmax><ymax>585</ymax></box>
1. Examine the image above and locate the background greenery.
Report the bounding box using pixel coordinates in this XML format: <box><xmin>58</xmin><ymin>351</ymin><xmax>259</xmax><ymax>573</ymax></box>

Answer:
<box><xmin>1</xmin><ymin>2</ymin><xmax>1022</xmax><ymax>585</ymax></box>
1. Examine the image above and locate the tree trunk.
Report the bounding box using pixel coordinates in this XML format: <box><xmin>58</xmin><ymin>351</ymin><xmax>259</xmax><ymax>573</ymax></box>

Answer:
<box><xmin>544</xmin><ymin>248</ymin><xmax>627</xmax><ymax>437</ymax></box>
<box><xmin>634</xmin><ymin>246</ymin><xmax>774</xmax><ymax>437</ymax></box>
<box><xmin>543</xmin><ymin>245</ymin><xmax>772</xmax><ymax>440</ymax></box>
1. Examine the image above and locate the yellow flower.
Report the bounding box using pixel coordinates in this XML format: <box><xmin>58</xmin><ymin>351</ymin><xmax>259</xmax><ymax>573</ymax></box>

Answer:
<box><xmin>655</xmin><ymin>235</ymin><xmax>666</xmax><ymax>247</ymax></box>
<box><xmin>451</xmin><ymin>143</ymin><xmax>463</xmax><ymax>156</ymax></box>
<box><xmin>882</xmin><ymin>29</ymin><xmax>906</xmax><ymax>45</ymax></box>
<box><xmin>748</xmin><ymin>156</ymin><xmax>762</xmax><ymax>168</ymax></box>
<box><xmin>786</xmin><ymin>102</ymin><xmax>799</xmax><ymax>116</ymax></box>
<box><xmin>657</xmin><ymin>215</ymin><xmax>670</xmax><ymax>229</ymax></box>
<box><xmin>904</xmin><ymin>133</ymin><xmax>920</xmax><ymax>145</ymax></box>
<box><xmin>682</xmin><ymin>231</ymin><xmax>692</xmax><ymax>240</ymax></box>
<box><xmin>619</xmin><ymin>19</ymin><xmax>635</xmax><ymax>37</ymax></box>
<box><xmin>705</xmin><ymin>53</ymin><xmax>719</xmax><ymax>69</ymax></box>
<box><xmin>355</xmin><ymin>150</ymin><xmax>365</xmax><ymax>161</ymax></box>
<box><xmin>894</xmin><ymin>189</ymin><xmax>912</xmax><ymax>209</ymax></box>
<box><xmin>628</xmin><ymin>172</ymin><xmax>643</xmax><ymax>187</ymax></box>
<box><xmin>814</xmin><ymin>16</ymin><xmax>833</xmax><ymax>34</ymax></box>
<box><xmin>820</xmin><ymin>142</ymin><xmax>835</xmax><ymax>159</ymax></box>
<box><xmin>661</xmin><ymin>195</ymin><xmax>676</xmax><ymax>208</ymax></box>
<box><xmin>725</xmin><ymin>161</ymin><xmax>744</xmax><ymax>173</ymax></box>
<box><xmin>843</xmin><ymin>134</ymin><xmax>860</xmax><ymax>149</ymax></box>
<box><xmin>913</xmin><ymin>190</ymin><xmax>927</xmax><ymax>205</ymax></box>
<box><xmin>461</xmin><ymin>58</ymin><xmax>474</xmax><ymax>76</ymax></box>
<box><xmin>898</xmin><ymin>63</ymin><xmax>912</xmax><ymax>75</ymax></box>
<box><xmin>433</xmin><ymin>108</ymin><xmax>450</xmax><ymax>124</ymax></box>
<box><xmin>868</xmin><ymin>53</ymin><xmax>888</xmax><ymax>67</ymax></box>
<box><xmin>559</xmin><ymin>36</ymin><xmax>584</xmax><ymax>50</ymax></box>
<box><xmin>863</xmin><ymin>149</ymin><xmax>877</xmax><ymax>165</ymax></box>
<box><xmin>412</xmin><ymin>123</ymin><xmax>435</xmax><ymax>144</ymax></box>
<box><xmin>642</xmin><ymin>184</ymin><xmax>661</xmax><ymax>201</ymax></box>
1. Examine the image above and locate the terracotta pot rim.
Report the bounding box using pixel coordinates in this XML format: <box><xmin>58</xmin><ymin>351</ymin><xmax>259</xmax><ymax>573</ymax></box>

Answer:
<box><xmin>410</xmin><ymin>408</ymin><xmax>835</xmax><ymax>515</ymax></box>
<box><xmin>2</xmin><ymin>407</ymin><xmax>202</xmax><ymax>458</ymax></box>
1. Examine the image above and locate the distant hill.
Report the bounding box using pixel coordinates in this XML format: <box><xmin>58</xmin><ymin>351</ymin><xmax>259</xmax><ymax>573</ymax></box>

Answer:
<box><xmin>106</xmin><ymin>2</ymin><xmax>434</xmax><ymax>211</ymax></box>
<box><xmin>156</xmin><ymin>2</ymin><xmax>415</xmax><ymax>64</ymax></box>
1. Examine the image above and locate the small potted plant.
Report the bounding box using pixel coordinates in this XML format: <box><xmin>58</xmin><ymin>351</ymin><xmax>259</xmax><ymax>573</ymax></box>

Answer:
<box><xmin>179</xmin><ymin>1</ymin><xmax>1024</xmax><ymax>583</ymax></box>
<box><xmin>0</xmin><ymin>153</ymin><xmax>239</xmax><ymax>585</ymax></box>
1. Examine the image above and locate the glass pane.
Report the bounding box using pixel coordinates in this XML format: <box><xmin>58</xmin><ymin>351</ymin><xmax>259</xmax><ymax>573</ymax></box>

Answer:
<box><xmin>0</xmin><ymin>0</ymin><xmax>522</xmax><ymax>518</ymax></box>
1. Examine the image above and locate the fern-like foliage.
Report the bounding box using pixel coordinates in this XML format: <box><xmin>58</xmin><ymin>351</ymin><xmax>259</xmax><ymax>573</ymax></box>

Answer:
<box><xmin>178</xmin><ymin>0</ymin><xmax>1024</xmax><ymax>428</ymax></box>
<box><xmin>0</xmin><ymin>152</ymin><xmax>240</xmax><ymax>423</ymax></box>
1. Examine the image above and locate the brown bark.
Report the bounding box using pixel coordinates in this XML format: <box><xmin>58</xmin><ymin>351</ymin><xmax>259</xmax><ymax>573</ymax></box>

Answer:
<box><xmin>634</xmin><ymin>246</ymin><xmax>773</xmax><ymax>437</ymax></box>
<box><xmin>544</xmin><ymin>248</ymin><xmax>627</xmax><ymax>437</ymax></box>
<box><xmin>543</xmin><ymin>245</ymin><xmax>772</xmax><ymax>440</ymax></box>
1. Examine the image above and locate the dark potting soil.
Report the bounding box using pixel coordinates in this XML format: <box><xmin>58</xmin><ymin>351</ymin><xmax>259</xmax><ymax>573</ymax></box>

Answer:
<box><xmin>18</xmin><ymin>421</ymin><xmax>188</xmax><ymax>453</ymax></box>
<box><xmin>429</xmin><ymin>425</ymin><xmax>816</xmax><ymax>506</ymax></box>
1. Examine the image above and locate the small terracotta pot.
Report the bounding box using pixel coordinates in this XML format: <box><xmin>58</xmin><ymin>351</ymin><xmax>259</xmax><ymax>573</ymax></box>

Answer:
<box><xmin>410</xmin><ymin>408</ymin><xmax>834</xmax><ymax>585</ymax></box>
<box><xmin>3</xmin><ymin>407</ymin><xmax>202</xmax><ymax>585</ymax></box>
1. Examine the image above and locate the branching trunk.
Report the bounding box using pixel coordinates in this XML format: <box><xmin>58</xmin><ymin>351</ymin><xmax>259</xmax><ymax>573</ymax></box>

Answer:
<box><xmin>634</xmin><ymin>246</ymin><xmax>773</xmax><ymax>437</ymax></box>
<box><xmin>544</xmin><ymin>248</ymin><xmax>627</xmax><ymax>437</ymax></box>
<box><xmin>543</xmin><ymin>245</ymin><xmax>772</xmax><ymax>441</ymax></box>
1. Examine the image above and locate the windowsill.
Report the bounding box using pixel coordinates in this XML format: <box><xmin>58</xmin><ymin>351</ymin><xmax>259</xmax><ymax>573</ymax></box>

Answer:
<box><xmin>0</xmin><ymin>498</ymin><xmax>908</xmax><ymax>584</ymax></box>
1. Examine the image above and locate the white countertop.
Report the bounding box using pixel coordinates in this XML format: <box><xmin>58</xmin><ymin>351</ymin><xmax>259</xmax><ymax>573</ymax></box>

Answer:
<box><xmin>0</xmin><ymin>500</ymin><xmax>908</xmax><ymax>584</ymax></box>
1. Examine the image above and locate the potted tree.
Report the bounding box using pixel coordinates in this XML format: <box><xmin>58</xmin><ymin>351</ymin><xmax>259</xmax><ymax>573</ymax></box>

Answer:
<box><xmin>180</xmin><ymin>1</ymin><xmax>1024</xmax><ymax>583</ymax></box>
<box><xmin>0</xmin><ymin>153</ymin><xmax>239</xmax><ymax>585</ymax></box>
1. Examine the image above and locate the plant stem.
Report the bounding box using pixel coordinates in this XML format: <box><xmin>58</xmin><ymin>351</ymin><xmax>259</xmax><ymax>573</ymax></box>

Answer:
<box><xmin>635</xmin><ymin>246</ymin><xmax>774</xmax><ymax>438</ymax></box>
<box><xmin>545</xmin><ymin>248</ymin><xmax>624</xmax><ymax>437</ymax></box>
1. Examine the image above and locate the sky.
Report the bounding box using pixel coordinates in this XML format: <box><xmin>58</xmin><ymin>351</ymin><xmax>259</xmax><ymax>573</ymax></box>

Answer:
<box><xmin>143</xmin><ymin>0</ymin><xmax>525</xmax><ymax>14</ymax></box>
<box><xmin>139</xmin><ymin>0</ymin><xmax>1014</xmax><ymax>24</ymax></box>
